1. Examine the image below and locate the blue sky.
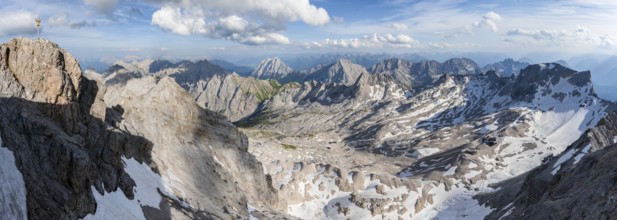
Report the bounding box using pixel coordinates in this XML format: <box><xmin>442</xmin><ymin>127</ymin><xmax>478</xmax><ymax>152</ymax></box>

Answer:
<box><xmin>1</xmin><ymin>0</ymin><xmax>616</xmax><ymax>63</ymax></box>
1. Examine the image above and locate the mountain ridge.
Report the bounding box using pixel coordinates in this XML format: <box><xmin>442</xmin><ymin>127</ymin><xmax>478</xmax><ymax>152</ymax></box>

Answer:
<box><xmin>3</xmin><ymin>37</ymin><xmax>616</xmax><ymax>219</ymax></box>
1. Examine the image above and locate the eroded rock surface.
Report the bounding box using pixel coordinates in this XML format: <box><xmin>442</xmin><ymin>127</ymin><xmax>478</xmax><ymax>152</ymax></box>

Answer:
<box><xmin>0</xmin><ymin>38</ymin><xmax>284</xmax><ymax>220</ymax></box>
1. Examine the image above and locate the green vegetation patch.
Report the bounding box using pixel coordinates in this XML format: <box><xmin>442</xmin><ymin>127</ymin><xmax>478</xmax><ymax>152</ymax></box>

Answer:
<box><xmin>281</xmin><ymin>143</ymin><xmax>298</xmax><ymax>150</ymax></box>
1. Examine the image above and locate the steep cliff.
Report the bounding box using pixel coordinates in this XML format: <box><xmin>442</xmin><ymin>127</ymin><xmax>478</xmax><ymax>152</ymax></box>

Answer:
<box><xmin>0</xmin><ymin>38</ymin><xmax>281</xmax><ymax>219</ymax></box>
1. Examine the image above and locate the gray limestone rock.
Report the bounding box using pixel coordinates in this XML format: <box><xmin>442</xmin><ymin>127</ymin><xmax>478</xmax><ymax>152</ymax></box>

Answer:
<box><xmin>0</xmin><ymin>37</ymin><xmax>282</xmax><ymax>220</ymax></box>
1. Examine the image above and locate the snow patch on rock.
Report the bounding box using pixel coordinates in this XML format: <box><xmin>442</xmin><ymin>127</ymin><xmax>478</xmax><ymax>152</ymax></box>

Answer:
<box><xmin>83</xmin><ymin>157</ymin><xmax>184</xmax><ymax>220</ymax></box>
<box><xmin>0</xmin><ymin>137</ymin><xmax>28</xmax><ymax>220</ymax></box>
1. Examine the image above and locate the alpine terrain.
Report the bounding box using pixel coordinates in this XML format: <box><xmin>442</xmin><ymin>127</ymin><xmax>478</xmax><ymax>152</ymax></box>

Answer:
<box><xmin>2</xmin><ymin>37</ymin><xmax>617</xmax><ymax>220</ymax></box>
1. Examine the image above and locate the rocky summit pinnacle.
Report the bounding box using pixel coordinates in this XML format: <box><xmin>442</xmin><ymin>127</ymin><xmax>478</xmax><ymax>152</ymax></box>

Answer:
<box><xmin>251</xmin><ymin>57</ymin><xmax>294</xmax><ymax>80</ymax></box>
<box><xmin>0</xmin><ymin>38</ymin><xmax>82</xmax><ymax>105</ymax></box>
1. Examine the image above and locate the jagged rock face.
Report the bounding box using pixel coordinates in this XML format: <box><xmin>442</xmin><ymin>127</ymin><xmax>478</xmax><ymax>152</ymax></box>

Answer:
<box><xmin>103</xmin><ymin>58</ymin><xmax>282</xmax><ymax>122</ymax></box>
<box><xmin>504</xmin><ymin>63</ymin><xmax>591</xmax><ymax>102</ymax></box>
<box><xmin>182</xmin><ymin>73</ymin><xmax>281</xmax><ymax>122</ymax></box>
<box><xmin>103</xmin><ymin>64</ymin><xmax>145</xmax><ymax>86</ymax></box>
<box><xmin>0</xmin><ymin>38</ymin><xmax>281</xmax><ymax>220</ymax></box>
<box><xmin>284</xmin><ymin>53</ymin><xmax>427</xmax><ymax>70</ymax></box>
<box><xmin>148</xmin><ymin>60</ymin><xmax>175</xmax><ymax>73</ymax></box>
<box><xmin>251</xmin><ymin>57</ymin><xmax>294</xmax><ymax>80</ymax></box>
<box><xmin>304</xmin><ymin>59</ymin><xmax>367</xmax><ymax>85</ymax></box>
<box><xmin>370</xmin><ymin>58</ymin><xmax>415</xmax><ymax>88</ymax></box>
<box><xmin>482</xmin><ymin>110</ymin><xmax>617</xmax><ymax>220</ymax></box>
<box><xmin>240</xmin><ymin>61</ymin><xmax>614</xmax><ymax>219</ymax></box>
<box><xmin>0</xmin><ymin>38</ymin><xmax>82</xmax><ymax>105</ymax></box>
<box><xmin>104</xmin><ymin>76</ymin><xmax>280</xmax><ymax>218</ymax></box>
<box><xmin>0</xmin><ymin>37</ymin><xmax>153</xmax><ymax>219</ymax></box>
<box><xmin>482</xmin><ymin>58</ymin><xmax>529</xmax><ymax>77</ymax></box>
<box><xmin>371</xmin><ymin>58</ymin><xmax>481</xmax><ymax>90</ymax></box>
<box><xmin>440</xmin><ymin>57</ymin><xmax>480</xmax><ymax>75</ymax></box>
<box><xmin>170</xmin><ymin>59</ymin><xmax>228</xmax><ymax>84</ymax></box>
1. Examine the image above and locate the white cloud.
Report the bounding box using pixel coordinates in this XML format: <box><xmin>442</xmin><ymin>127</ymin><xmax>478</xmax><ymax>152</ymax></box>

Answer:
<box><xmin>151</xmin><ymin>6</ymin><xmax>207</xmax><ymax>36</ymax></box>
<box><xmin>507</xmin><ymin>28</ymin><xmax>567</xmax><ymax>41</ymax></box>
<box><xmin>473</xmin><ymin>11</ymin><xmax>501</xmax><ymax>32</ymax></box>
<box><xmin>0</xmin><ymin>11</ymin><xmax>38</xmax><ymax>37</ymax></box>
<box><xmin>151</xmin><ymin>6</ymin><xmax>290</xmax><ymax>45</ymax></box>
<box><xmin>428</xmin><ymin>42</ymin><xmax>451</xmax><ymax>48</ymax></box>
<box><xmin>598</xmin><ymin>34</ymin><xmax>615</xmax><ymax>47</ymax></box>
<box><xmin>47</xmin><ymin>12</ymin><xmax>69</xmax><ymax>27</ymax></box>
<box><xmin>84</xmin><ymin>0</ymin><xmax>119</xmax><ymax>14</ymax></box>
<box><xmin>218</xmin><ymin>15</ymin><xmax>248</xmax><ymax>32</ymax></box>
<box><xmin>150</xmin><ymin>0</ymin><xmax>329</xmax><ymax>45</ymax></box>
<box><xmin>306</xmin><ymin>33</ymin><xmax>419</xmax><ymax>49</ymax></box>
<box><xmin>506</xmin><ymin>26</ymin><xmax>616</xmax><ymax>48</ymax></box>
<box><xmin>389</xmin><ymin>23</ymin><xmax>409</xmax><ymax>32</ymax></box>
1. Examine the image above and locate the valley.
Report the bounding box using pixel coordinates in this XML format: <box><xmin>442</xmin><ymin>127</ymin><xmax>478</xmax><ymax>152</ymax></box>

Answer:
<box><xmin>1</xmin><ymin>37</ymin><xmax>617</xmax><ymax>220</ymax></box>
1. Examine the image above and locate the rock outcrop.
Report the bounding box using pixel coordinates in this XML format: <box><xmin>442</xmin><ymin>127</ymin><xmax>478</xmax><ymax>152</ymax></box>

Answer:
<box><xmin>0</xmin><ymin>37</ymin><xmax>152</xmax><ymax>219</ymax></box>
<box><xmin>0</xmin><ymin>38</ymin><xmax>281</xmax><ymax>219</ymax></box>
<box><xmin>103</xmin><ymin>75</ymin><xmax>281</xmax><ymax>218</ymax></box>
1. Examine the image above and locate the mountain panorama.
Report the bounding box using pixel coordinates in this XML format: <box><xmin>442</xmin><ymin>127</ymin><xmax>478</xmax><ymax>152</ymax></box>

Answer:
<box><xmin>2</xmin><ymin>37</ymin><xmax>617</xmax><ymax>220</ymax></box>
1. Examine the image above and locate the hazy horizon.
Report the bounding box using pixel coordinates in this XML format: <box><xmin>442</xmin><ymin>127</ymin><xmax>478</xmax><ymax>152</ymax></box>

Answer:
<box><xmin>1</xmin><ymin>0</ymin><xmax>616</xmax><ymax>61</ymax></box>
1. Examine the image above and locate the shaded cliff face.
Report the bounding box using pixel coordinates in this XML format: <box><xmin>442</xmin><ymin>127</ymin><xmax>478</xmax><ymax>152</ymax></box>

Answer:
<box><xmin>0</xmin><ymin>37</ymin><xmax>153</xmax><ymax>219</ymax></box>
<box><xmin>0</xmin><ymin>38</ymin><xmax>280</xmax><ymax>219</ymax></box>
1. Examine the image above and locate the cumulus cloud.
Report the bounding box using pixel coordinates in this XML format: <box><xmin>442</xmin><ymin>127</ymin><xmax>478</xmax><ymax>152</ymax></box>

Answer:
<box><xmin>48</xmin><ymin>12</ymin><xmax>69</xmax><ymax>27</ymax></box>
<box><xmin>573</xmin><ymin>26</ymin><xmax>615</xmax><ymax>47</ymax></box>
<box><xmin>151</xmin><ymin>6</ymin><xmax>207</xmax><ymax>35</ymax></box>
<box><xmin>150</xmin><ymin>0</ymin><xmax>329</xmax><ymax>45</ymax></box>
<box><xmin>152</xmin><ymin>6</ymin><xmax>292</xmax><ymax>45</ymax></box>
<box><xmin>84</xmin><ymin>0</ymin><xmax>119</xmax><ymax>14</ymax></box>
<box><xmin>0</xmin><ymin>11</ymin><xmax>38</xmax><ymax>37</ymax></box>
<box><xmin>305</xmin><ymin>33</ymin><xmax>419</xmax><ymax>49</ymax></box>
<box><xmin>473</xmin><ymin>11</ymin><xmax>501</xmax><ymax>32</ymax></box>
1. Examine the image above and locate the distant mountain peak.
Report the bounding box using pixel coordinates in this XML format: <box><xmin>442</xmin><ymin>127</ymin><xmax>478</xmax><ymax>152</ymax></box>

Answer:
<box><xmin>482</xmin><ymin>58</ymin><xmax>530</xmax><ymax>77</ymax></box>
<box><xmin>303</xmin><ymin>59</ymin><xmax>367</xmax><ymax>85</ymax></box>
<box><xmin>251</xmin><ymin>57</ymin><xmax>294</xmax><ymax>80</ymax></box>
